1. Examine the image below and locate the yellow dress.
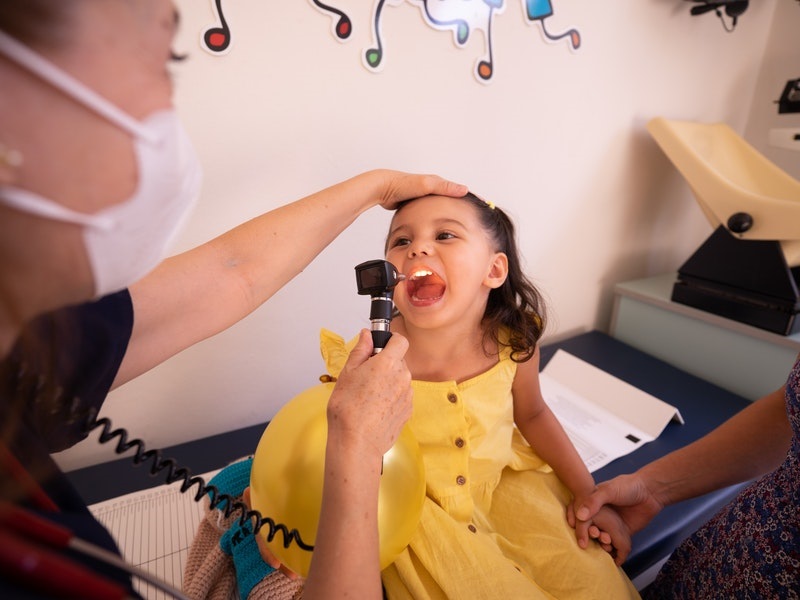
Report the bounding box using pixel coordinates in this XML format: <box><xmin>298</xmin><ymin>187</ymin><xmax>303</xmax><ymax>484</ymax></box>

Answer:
<box><xmin>320</xmin><ymin>330</ymin><xmax>639</xmax><ymax>600</ymax></box>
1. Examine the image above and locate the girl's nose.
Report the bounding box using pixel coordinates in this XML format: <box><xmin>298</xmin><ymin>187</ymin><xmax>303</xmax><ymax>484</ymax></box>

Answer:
<box><xmin>408</xmin><ymin>242</ymin><xmax>431</xmax><ymax>258</ymax></box>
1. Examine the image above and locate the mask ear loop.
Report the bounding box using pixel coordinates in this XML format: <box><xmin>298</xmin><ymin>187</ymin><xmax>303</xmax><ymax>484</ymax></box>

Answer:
<box><xmin>0</xmin><ymin>187</ymin><xmax>115</xmax><ymax>230</ymax></box>
<box><xmin>0</xmin><ymin>30</ymin><xmax>159</xmax><ymax>144</ymax></box>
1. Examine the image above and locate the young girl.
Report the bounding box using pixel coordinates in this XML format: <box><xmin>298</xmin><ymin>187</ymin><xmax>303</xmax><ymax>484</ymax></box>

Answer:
<box><xmin>320</xmin><ymin>192</ymin><xmax>639</xmax><ymax>599</ymax></box>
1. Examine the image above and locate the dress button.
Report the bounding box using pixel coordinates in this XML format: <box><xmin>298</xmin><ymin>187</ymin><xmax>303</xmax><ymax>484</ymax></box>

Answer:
<box><xmin>447</xmin><ymin>393</ymin><xmax>458</xmax><ymax>404</ymax></box>
<box><xmin>468</xmin><ymin>524</ymin><xmax>477</xmax><ymax>533</ymax></box>
<box><xmin>456</xmin><ymin>475</ymin><xmax>466</xmax><ymax>485</ymax></box>
<box><xmin>454</xmin><ymin>437</ymin><xmax>465</xmax><ymax>448</ymax></box>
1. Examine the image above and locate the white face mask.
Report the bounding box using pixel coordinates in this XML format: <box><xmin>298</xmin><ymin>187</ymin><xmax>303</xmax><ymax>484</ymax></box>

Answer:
<box><xmin>0</xmin><ymin>30</ymin><xmax>202</xmax><ymax>298</ymax></box>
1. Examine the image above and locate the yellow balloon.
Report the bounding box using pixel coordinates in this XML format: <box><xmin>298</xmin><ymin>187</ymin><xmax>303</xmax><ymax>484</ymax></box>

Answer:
<box><xmin>249</xmin><ymin>382</ymin><xmax>426</xmax><ymax>577</ymax></box>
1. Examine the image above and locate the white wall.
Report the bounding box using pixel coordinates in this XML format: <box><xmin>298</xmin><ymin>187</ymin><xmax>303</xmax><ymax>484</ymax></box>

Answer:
<box><xmin>56</xmin><ymin>0</ymin><xmax>783</xmax><ymax>471</ymax></box>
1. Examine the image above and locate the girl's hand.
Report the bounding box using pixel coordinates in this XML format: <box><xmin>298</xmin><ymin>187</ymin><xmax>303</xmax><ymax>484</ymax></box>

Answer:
<box><xmin>568</xmin><ymin>473</ymin><xmax>665</xmax><ymax>565</ymax></box>
<box><xmin>567</xmin><ymin>495</ymin><xmax>631</xmax><ymax>565</ymax></box>
<box><xmin>584</xmin><ymin>506</ymin><xmax>632</xmax><ymax>566</ymax></box>
<box><xmin>570</xmin><ymin>473</ymin><xmax>665</xmax><ymax>547</ymax></box>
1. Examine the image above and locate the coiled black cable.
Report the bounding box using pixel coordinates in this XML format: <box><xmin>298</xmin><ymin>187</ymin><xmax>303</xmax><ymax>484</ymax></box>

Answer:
<box><xmin>84</xmin><ymin>414</ymin><xmax>314</xmax><ymax>552</ymax></box>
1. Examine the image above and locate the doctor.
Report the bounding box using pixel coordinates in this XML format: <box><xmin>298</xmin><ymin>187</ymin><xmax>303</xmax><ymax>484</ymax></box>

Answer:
<box><xmin>0</xmin><ymin>1</ymin><xmax>466</xmax><ymax>598</ymax></box>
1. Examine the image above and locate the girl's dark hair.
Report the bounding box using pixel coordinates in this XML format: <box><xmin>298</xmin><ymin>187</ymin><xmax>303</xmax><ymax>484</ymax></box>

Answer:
<box><xmin>393</xmin><ymin>192</ymin><xmax>546</xmax><ymax>363</ymax></box>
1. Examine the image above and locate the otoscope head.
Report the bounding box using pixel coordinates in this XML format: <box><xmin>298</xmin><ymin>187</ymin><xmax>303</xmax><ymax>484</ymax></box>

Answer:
<box><xmin>355</xmin><ymin>260</ymin><xmax>403</xmax><ymax>296</ymax></box>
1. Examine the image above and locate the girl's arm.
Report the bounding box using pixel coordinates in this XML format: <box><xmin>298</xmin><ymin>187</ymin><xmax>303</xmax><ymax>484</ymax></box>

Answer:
<box><xmin>513</xmin><ymin>349</ymin><xmax>629</xmax><ymax>551</ymax></box>
<box><xmin>512</xmin><ymin>348</ymin><xmax>594</xmax><ymax>499</ymax></box>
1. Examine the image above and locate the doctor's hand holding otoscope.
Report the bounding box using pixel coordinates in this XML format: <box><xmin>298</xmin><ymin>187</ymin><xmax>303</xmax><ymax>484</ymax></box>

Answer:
<box><xmin>301</xmin><ymin>260</ymin><xmax>414</xmax><ymax>599</ymax></box>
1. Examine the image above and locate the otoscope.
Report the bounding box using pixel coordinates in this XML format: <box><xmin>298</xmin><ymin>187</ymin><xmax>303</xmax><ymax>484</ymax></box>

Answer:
<box><xmin>355</xmin><ymin>259</ymin><xmax>405</xmax><ymax>353</ymax></box>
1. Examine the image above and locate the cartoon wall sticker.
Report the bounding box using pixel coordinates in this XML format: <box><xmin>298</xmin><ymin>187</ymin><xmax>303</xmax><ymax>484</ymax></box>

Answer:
<box><xmin>202</xmin><ymin>0</ymin><xmax>232</xmax><ymax>55</ymax></box>
<box><xmin>527</xmin><ymin>0</ymin><xmax>582</xmax><ymax>48</ymax></box>
<box><xmin>311</xmin><ymin>0</ymin><xmax>354</xmax><ymax>41</ymax></box>
<box><xmin>311</xmin><ymin>0</ymin><xmax>581</xmax><ymax>83</ymax></box>
<box><xmin>201</xmin><ymin>0</ymin><xmax>580</xmax><ymax>83</ymax></box>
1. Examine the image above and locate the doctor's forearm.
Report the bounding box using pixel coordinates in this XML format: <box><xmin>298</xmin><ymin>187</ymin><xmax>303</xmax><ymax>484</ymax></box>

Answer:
<box><xmin>304</xmin><ymin>431</ymin><xmax>384</xmax><ymax>600</ymax></box>
<box><xmin>641</xmin><ymin>386</ymin><xmax>791</xmax><ymax>506</ymax></box>
<box><xmin>117</xmin><ymin>173</ymin><xmax>386</xmax><ymax>386</ymax></box>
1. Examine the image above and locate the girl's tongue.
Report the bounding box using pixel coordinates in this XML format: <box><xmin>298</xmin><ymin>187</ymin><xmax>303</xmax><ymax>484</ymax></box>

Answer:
<box><xmin>406</xmin><ymin>270</ymin><xmax>446</xmax><ymax>303</ymax></box>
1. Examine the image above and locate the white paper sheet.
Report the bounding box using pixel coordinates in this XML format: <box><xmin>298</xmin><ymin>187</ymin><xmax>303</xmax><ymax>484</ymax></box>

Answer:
<box><xmin>540</xmin><ymin>350</ymin><xmax>683</xmax><ymax>472</ymax></box>
<box><xmin>89</xmin><ymin>470</ymin><xmax>220</xmax><ymax>599</ymax></box>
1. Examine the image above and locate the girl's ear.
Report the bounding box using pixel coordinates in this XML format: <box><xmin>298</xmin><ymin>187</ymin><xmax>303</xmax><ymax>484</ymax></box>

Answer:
<box><xmin>484</xmin><ymin>252</ymin><xmax>509</xmax><ymax>289</ymax></box>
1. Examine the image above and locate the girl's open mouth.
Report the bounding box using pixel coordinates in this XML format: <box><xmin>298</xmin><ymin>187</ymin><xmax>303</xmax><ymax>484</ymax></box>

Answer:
<box><xmin>405</xmin><ymin>269</ymin><xmax>446</xmax><ymax>305</ymax></box>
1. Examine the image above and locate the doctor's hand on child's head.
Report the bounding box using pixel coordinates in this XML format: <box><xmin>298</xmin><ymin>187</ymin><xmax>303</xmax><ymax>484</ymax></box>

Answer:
<box><xmin>367</xmin><ymin>169</ymin><xmax>468</xmax><ymax>210</ymax></box>
<box><xmin>327</xmin><ymin>329</ymin><xmax>413</xmax><ymax>458</ymax></box>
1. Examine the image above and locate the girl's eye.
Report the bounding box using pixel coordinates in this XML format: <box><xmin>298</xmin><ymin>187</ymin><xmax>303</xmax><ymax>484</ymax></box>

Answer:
<box><xmin>437</xmin><ymin>231</ymin><xmax>456</xmax><ymax>241</ymax></box>
<box><xmin>389</xmin><ymin>237</ymin><xmax>410</xmax><ymax>248</ymax></box>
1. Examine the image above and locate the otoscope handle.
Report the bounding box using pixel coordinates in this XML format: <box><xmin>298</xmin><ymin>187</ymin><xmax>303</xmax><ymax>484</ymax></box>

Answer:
<box><xmin>371</xmin><ymin>330</ymin><xmax>392</xmax><ymax>351</ymax></box>
<box><xmin>370</xmin><ymin>293</ymin><xmax>394</xmax><ymax>353</ymax></box>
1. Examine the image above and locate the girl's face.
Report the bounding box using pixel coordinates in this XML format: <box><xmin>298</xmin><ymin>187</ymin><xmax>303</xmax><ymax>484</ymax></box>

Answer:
<box><xmin>386</xmin><ymin>195</ymin><xmax>508</xmax><ymax>331</ymax></box>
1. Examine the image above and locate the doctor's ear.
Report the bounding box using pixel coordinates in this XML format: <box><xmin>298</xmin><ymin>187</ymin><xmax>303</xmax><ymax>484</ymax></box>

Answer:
<box><xmin>485</xmin><ymin>252</ymin><xmax>509</xmax><ymax>289</ymax></box>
